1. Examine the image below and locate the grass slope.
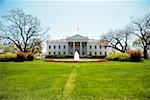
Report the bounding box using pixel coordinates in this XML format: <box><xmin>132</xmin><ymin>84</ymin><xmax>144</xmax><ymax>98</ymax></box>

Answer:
<box><xmin>0</xmin><ymin>60</ymin><xmax>150</xmax><ymax>100</ymax></box>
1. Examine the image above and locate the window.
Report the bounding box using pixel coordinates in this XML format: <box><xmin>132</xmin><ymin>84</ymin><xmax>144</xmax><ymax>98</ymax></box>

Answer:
<box><xmin>49</xmin><ymin>45</ymin><xmax>51</xmax><ymax>49</ymax></box>
<box><xmin>59</xmin><ymin>52</ymin><xmax>61</xmax><ymax>54</ymax></box>
<box><xmin>95</xmin><ymin>45</ymin><xmax>97</xmax><ymax>49</ymax></box>
<box><xmin>100</xmin><ymin>52</ymin><xmax>101</xmax><ymax>55</ymax></box>
<box><xmin>105</xmin><ymin>46</ymin><xmax>107</xmax><ymax>49</ymax></box>
<box><xmin>59</xmin><ymin>45</ymin><xmax>61</xmax><ymax>49</ymax></box>
<box><xmin>54</xmin><ymin>52</ymin><xmax>55</xmax><ymax>55</ymax></box>
<box><xmin>82</xmin><ymin>52</ymin><xmax>84</xmax><ymax>55</ymax></box>
<box><xmin>105</xmin><ymin>52</ymin><xmax>107</xmax><ymax>55</ymax></box>
<box><xmin>49</xmin><ymin>52</ymin><xmax>51</xmax><ymax>55</ymax></box>
<box><xmin>99</xmin><ymin>45</ymin><xmax>101</xmax><ymax>49</ymax></box>
<box><xmin>89</xmin><ymin>52</ymin><xmax>92</xmax><ymax>56</ymax></box>
<box><xmin>90</xmin><ymin>45</ymin><xmax>92</xmax><ymax>49</ymax></box>
<box><xmin>82</xmin><ymin>45</ymin><xmax>84</xmax><ymax>48</ymax></box>
<box><xmin>95</xmin><ymin>52</ymin><xmax>97</xmax><ymax>55</ymax></box>
<box><xmin>54</xmin><ymin>45</ymin><xmax>56</xmax><ymax>49</ymax></box>
<box><xmin>64</xmin><ymin>45</ymin><xmax>65</xmax><ymax>49</ymax></box>
<box><xmin>64</xmin><ymin>51</ymin><xmax>65</xmax><ymax>54</ymax></box>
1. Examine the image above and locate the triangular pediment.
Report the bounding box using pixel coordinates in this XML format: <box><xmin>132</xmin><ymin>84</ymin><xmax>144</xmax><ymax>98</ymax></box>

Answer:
<box><xmin>66</xmin><ymin>34</ymin><xmax>88</xmax><ymax>40</ymax></box>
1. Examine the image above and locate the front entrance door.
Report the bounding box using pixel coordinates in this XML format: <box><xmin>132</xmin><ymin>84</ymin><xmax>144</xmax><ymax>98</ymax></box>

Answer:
<box><xmin>75</xmin><ymin>42</ymin><xmax>80</xmax><ymax>54</ymax></box>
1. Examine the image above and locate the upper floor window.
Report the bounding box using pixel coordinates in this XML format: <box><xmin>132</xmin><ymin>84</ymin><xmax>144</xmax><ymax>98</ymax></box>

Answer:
<box><xmin>54</xmin><ymin>45</ymin><xmax>56</xmax><ymax>49</ymax></box>
<box><xmin>49</xmin><ymin>45</ymin><xmax>51</xmax><ymax>49</ymax></box>
<box><xmin>64</xmin><ymin>45</ymin><xmax>66</xmax><ymax>49</ymax></box>
<box><xmin>59</xmin><ymin>45</ymin><xmax>61</xmax><ymax>49</ymax></box>
<box><xmin>99</xmin><ymin>45</ymin><xmax>101</xmax><ymax>49</ymax></box>
<box><xmin>90</xmin><ymin>45</ymin><xmax>92</xmax><ymax>49</ymax></box>
<box><xmin>95</xmin><ymin>45</ymin><xmax>97</xmax><ymax>49</ymax></box>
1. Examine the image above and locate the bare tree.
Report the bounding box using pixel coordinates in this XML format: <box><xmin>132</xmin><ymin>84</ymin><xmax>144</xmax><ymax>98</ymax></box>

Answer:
<box><xmin>0</xmin><ymin>8</ymin><xmax>49</xmax><ymax>52</ymax></box>
<box><xmin>28</xmin><ymin>38</ymin><xmax>42</xmax><ymax>54</ymax></box>
<box><xmin>101</xmin><ymin>26</ymin><xmax>132</xmax><ymax>53</ymax></box>
<box><xmin>131</xmin><ymin>13</ymin><xmax>150</xmax><ymax>59</ymax></box>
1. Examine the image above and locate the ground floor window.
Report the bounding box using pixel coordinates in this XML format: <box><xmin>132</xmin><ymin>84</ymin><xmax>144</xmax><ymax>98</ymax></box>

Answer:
<box><xmin>54</xmin><ymin>52</ymin><xmax>55</xmax><ymax>55</ymax></box>
<box><xmin>100</xmin><ymin>52</ymin><xmax>101</xmax><ymax>55</ymax></box>
<box><xmin>82</xmin><ymin>52</ymin><xmax>84</xmax><ymax>55</ymax></box>
<box><xmin>49</xmin><ymin>52</ymin><xmax>51</xmax><ymax>55</ymax></box>
<box><xmin>95</xmin><ymin>52</ymin><xmax>97</xmax><ymax>55</ymax></box>
<box><xmin>89</xmin><ymin>52</ymin><xmax>92</xmax><ymax>56</ymax></box>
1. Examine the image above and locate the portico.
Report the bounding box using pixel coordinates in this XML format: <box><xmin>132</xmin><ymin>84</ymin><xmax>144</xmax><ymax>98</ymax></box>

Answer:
<box><xmin>68</xmin><ymin>41</ymin><xmax>87</xmax><ymax>55</ymax></box>
<box><xmin>66</xmin><ymin>35</ymin><xmax>88</xmax><ymax>55</ymax></box>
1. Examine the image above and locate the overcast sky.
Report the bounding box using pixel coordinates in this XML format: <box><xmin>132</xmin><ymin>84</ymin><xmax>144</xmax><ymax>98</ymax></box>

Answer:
<box><xmin>0</xmin><ymin>0</ymin><xmax>150</xmax><ymax>40</ymax></box>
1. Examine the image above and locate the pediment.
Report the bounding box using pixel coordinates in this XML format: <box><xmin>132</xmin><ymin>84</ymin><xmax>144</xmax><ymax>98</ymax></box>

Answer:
<box><xmin>66</xmin><ymin>34</ymin><xmax>88</xmax><ymax>40</ymax></box>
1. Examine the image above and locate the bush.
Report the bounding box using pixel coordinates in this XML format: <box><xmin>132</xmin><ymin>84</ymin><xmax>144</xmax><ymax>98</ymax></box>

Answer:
<box><xmin>45</xmin><ymin>54</ymin><xmax>106</xmax><ymax>59</ymax></box>
<box><xmin>106</xmin><ymin>53</ymin><xmax>130</xmax><ymax>61</ymax></box>
<box><xmin>16</xmin><ymin>52</ymin><xmax>34</xmax><ymax>62</ymax></box>
<box><xmin>26</xmin><ymin>53</ymin><xmax>34</xmax><ymax>61</ymax></box>
<box><xmin>0</xmin><ymin>53</ymin><xmax>17</xmax><ymax>62</ymax></box>
<box><xmin>45</xmin><ymin>54</ymin><xmax>73</xmax><ymax>59</ymax></box>
<box><xmin>128</xmin><ymin>50</ymin><xmax>142</xmax><ymax>62</ymax></box>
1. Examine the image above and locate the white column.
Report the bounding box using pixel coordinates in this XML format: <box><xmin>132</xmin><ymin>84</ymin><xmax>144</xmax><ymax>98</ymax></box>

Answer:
<box><xmin>67</xmin><ymin>42</ymin><xmax>69</xmax><ymax>54</ymax></box>
<box><xmin>73</xmin><ymin>42</ymin><xmax>75</xmax><ymax>54</ymax></box>
<box><xmin>80</xmin><ymin>42</ymin><xmax>82</xmax><ymax>55</ymax></box>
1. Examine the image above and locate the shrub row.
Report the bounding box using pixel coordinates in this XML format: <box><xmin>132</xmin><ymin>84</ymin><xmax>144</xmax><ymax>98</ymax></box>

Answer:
<box><xmin>128</xmin><ymin>50</ymin><xmax>142</xmax><ymax>62</ymax></box>
<box><xmin>16</xmin><ymin>52</ymin><xmax>34</xmax><ymax>62</ymax></box>
<box><xmin>106</xmin><ymin>50</ymin><xmax>142</xmax><ymax>62</ymax></box>
<box><xmin>106</xmin><ymin>53</ymin><xmax>130</xmax><ymax>61</ymax></box>
<box><xmin>0</xmin><ymin>53</ymin><xmax>17</xmax><ymax>62</ymax></box>
<box><xmin>0</xmin><ymin>52</ymin><xmax>34</xmax><ymax>62</ymax></box>
<box><xmin>45</xmin><ymin>54</ymin><xmax>106</xmax><ymax>59</ymax></box>
<box><xmin>45</xmin><ymin>54</ymin><xmax>73</xmax><ymax>59</ymax></box>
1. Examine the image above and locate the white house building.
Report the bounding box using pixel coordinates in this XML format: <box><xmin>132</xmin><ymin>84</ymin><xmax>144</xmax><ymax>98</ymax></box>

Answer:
<box><xmin>46</xmin><ymin>34</ymin><xmax>113</xmax><ymax>56</ymax></box>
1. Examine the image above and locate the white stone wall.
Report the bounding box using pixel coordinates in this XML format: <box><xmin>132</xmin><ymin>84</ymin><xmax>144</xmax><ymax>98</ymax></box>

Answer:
<box><xmin>46</xmin><ymin>39</ymin><xmax>112</xmax><ymax>56</ymax></box>
<box><xmin>87</xmin><ymin>41</ymin><xmax>111</xmax><ymax>56</ymax></box>
<box><xmin>46</xmin><ymin>40</ymin><xmax>68</xmax><ymax>55</ymax></box>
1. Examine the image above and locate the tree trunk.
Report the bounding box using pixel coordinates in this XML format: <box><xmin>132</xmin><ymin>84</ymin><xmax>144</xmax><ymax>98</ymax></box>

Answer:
<box><xmin>143</xmin><ymin>49</ymin><xmax>148</xmax><ymax>59</ymax></box>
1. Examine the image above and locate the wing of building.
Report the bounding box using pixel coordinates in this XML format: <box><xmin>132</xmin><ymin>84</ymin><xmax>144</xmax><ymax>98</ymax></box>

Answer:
<box><xmin>46</xmin><ymin>34</ymin><xmax>113</xmax><ymax>56</ymax></box>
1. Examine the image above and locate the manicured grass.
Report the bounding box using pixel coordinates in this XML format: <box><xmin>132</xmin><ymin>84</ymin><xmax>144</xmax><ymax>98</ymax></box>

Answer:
<box><xmin>0</xmin><ymin>60</ymin><xmax>150</xmax><ymax>100</ymax></box>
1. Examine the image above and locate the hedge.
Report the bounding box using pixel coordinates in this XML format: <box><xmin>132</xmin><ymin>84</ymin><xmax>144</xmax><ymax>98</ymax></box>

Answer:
<box><xmin>0</xmin><ymin>53</ymin><xmax>17</xmax><ymax>62</ymax></box>
<box><xmin>0</xmin><ymin>52</ymin><xmax>34</xmax><ymax>62</ymax></box>
<box><xmin>106</xmin><ymin>53</ymin><xmax>130</xmax><ymax>61</ymax></box>
<box><xmin>45</xmin><ymin>54</ymin><xmax>106</xmax><ymax>59</ymax></box>
<box><xmin>128</xmin><ymin>50</ymin><xmax>142</xmax><ymax>62</ymax></box>
<box><xmin>106</xmin><ymin>51</ymin><xmax>143</xmax><ymax>62</ymax></box>
<box><xmin>16</xmin><ymin>52</ymin><xmax>34</xmax><ymax>62</ymax></box>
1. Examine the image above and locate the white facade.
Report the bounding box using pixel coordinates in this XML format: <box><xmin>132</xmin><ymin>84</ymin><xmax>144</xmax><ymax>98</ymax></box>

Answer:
<box><xmin>46</xmin><ymin>34</ymin><xmax>112</xmax><ymax>56</ymax></box>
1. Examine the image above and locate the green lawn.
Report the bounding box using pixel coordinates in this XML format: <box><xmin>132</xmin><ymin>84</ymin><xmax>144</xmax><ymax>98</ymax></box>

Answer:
<box><xmin>0</xmin><ymin>60</ymin><xmax>150</xmax><ymax>100</ymax></box>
